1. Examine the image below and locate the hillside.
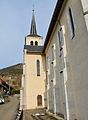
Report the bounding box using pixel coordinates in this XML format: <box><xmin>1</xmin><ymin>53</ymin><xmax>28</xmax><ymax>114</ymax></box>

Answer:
<box><xmin>0</xmin><ymin>63</ymin><xmax>23</xmax><ymax>89</ymax></box>
<box><xmin>0</xmin><ymin>63</ymin><xmax>23</xmax><ymax>76</ymax></box>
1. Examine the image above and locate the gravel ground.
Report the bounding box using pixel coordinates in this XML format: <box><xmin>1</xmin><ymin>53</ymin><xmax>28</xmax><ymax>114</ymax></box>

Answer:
<box><xmin>23</xmin><ymin>108</ymin><xmax>63</xmax><ymax>120</ymax></box>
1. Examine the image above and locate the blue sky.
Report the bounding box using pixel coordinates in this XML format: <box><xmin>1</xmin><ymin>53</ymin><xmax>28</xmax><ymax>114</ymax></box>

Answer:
<box><xmin>0</xmin><ymin>0</ymin><xmax>57</xmax><ymax>69</ymax></box>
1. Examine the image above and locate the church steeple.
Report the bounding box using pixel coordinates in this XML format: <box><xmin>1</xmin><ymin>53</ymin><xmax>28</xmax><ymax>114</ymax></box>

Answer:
<box><xmin>30</xmin><ymin>9</ymin><xmax>37</xmax><ymax>35</ymax></box>
<box><xmin>25</xmin><ymin>9</ymin><xmax>42</xmax><ymax>46</ymax></box>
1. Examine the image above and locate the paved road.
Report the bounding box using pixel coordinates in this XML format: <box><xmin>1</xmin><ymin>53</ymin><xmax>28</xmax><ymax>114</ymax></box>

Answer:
<box><xmin>0</xmin><ymin>96</ymin><xmax>19</xmax><ymax>120</ymax></box>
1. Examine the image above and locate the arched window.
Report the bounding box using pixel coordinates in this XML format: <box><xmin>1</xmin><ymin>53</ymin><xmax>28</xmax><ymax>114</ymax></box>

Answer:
<box><xmin>30</xmin><ymin>41</ymin><xmax>33</xmax><ymax>45</ymax></box>
<box><xmin>35</xmin><ymin>41</ymin><xmax>38</xmax><ymax>45</ymax></box>
<box><xmin>37</xmin><ymin>60</ymin><xmax>40</xmax><ymax>76</ymax></box>
<box><xmin>37</xmin><ymin>95</ymin><xmax>42</xmax><ymax>106</ymax></box>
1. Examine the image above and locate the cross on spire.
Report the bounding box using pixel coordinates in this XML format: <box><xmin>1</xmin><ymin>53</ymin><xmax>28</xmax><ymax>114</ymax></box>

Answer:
<box><xmin>32</xmin><ymin>4</ymin><xmax>34</xmax><ymax>12</ymax></box>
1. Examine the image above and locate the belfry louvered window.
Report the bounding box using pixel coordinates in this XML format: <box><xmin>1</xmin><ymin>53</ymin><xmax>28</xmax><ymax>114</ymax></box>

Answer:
<box><xmin>30</xmin><ymin>41</ymin><xmax>33</xmax><ymax>45</ymax></box>
<box><xmin>35</xmin><ymin>41</ymin><xmax>38</xmax><ymax>45</ymax></box>
<box><xmin>37</xmin><ymin>60</ymin><xmax>40</xmax><ymax>76</ymax></box>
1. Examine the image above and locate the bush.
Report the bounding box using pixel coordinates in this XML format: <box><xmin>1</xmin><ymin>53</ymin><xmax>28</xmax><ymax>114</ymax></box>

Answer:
<box><xmin>11</xmin><ymin>89</ymin><xmax>20</xmax><ymax>95</ymax></box>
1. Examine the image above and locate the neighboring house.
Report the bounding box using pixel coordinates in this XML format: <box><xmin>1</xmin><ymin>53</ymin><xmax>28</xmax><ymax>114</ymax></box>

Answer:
<box><xmin>21</xmin><ymin>0</ymin><xmax>88</xmax><ymax>120</ymax></box>
<box><xmin>0</xmin><ymin>78</ymin><xmax>13</xmax><ymax>95</ymax></box>
<box><xmin>0</xmin><ymin>78</ymin><xmax>6</xmax><ymax>95</ymax></box>
<box><xmin>21</xmin><ymin>10</ymin><xmax>46</xmax><ymax>110</ymax></box>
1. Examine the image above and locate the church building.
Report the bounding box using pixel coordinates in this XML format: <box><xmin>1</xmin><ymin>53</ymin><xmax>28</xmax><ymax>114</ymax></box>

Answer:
<box><xmin>20</xmin><ymin>0</ymin><xmax>88</xmax><ymax>120</ymax></box>
<box><xmin>21</xmin><ymin>10</ymin><xmax>46</xmax><ymax>110</ymax></box>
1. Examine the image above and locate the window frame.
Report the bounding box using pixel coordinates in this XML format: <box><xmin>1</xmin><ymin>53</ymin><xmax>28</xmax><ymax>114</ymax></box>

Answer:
<box><xmin>36</xmin><ymin>59</ymin><xmax>40</xmax><ymax>76</ymax></box>
<box><xmin>51</xmin><ymin>45</ymin><xmax>54</xmax><ymax>62</ymax></box>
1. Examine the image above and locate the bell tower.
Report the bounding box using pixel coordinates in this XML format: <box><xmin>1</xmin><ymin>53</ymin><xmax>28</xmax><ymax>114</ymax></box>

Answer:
<box><xmin>22</xmin><ymin>9</ymin><xmax>46</xmax><ymax>110</ymax></box>
<box><xmin>25</xmin><ymin>10</ymin><xmax>43</xmax><ymax>46</ymax></box>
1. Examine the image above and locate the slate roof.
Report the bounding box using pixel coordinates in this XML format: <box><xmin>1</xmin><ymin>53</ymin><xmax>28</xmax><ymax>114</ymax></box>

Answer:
<box><xmin>24</xmin><ymin>45</ymin><xmax>44</xmax><ymax>53</ymax></box>
<box><xmin>27</xmin><ymin>10</ymin><xmax>42</xmax><ymax>38</ymax></box>
<box><xmin>30</xmin><ymin>10</ymin><xmax>37</xmax><ymax>35</ymax></box>
<box><xmin>26</xmin><ymin>34</ymin><xmax>42</xmax><ymax>38</ymax></box>
<box><xmin>0</xmin><ymin>78</ymin><xmax>13</xmax><ymax>90</ymax></box>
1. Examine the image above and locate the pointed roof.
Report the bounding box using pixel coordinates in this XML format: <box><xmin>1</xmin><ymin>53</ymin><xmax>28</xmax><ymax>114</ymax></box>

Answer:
<box><xmin>30</xmin><ymin>9</ymin><xmax>37</xmax><ymax>35</ymax></box>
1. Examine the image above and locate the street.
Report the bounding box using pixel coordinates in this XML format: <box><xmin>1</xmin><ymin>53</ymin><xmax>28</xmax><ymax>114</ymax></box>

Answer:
<box><xmin>0</xmin><ymin>95</ymin><xmax>19</xmax><ymax>120</ymax></box>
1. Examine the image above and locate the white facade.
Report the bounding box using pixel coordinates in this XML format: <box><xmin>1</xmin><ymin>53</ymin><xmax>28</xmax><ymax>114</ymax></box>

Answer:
<box><xmin>45</xmin><ymin>26</ymin><xmax>67</xmax><ymax>118</ymax></box>
<box><xmin>22</xmin><ymin>36</ymin><xmax>46</xmax><ymax>110</ymax></box>
<box><xmin>44</xmin><ymin>0</ymin><xmax>88</xmax><ymax>119</ymax></box>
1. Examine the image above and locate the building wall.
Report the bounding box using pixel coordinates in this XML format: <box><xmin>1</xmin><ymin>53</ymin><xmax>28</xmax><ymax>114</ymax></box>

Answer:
<box><xmin>45</xmin><ymin>22</ymin><xmax>66</xmax><ymax>117</ymax></box>
<box><xmin>45</xmin><ymin>0</ymin><xmax>88</xmax><ymax>119</ymax></box>
<box><xmin>26</xmin><ymin>36</ymin><xmax>43</xmax><ymax>46</ymax></box>
<box><xmin>61</xmin><ymin>0</ymin><xmax>88</xmax><ymax>119</ymax></box>
<box><xmin>59</xmin><ymin>0</ymin><xmax>88</xmax><ymax>119</ymax></box>
<box><xmin>24</xmin><ymin>53</ymin><xmax>46</xmax><ymax>109</ymax></box>
<box><xmin>22</xmin><ymin>33</ymin><xmax>46</xmax><ymax>110</ymax></box>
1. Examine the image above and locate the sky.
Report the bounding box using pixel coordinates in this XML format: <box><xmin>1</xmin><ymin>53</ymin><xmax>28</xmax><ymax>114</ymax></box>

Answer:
<box><xmin>0</xmin><ymin>0</ymin><xmax>57</xmax><ymax>69</ymax></box>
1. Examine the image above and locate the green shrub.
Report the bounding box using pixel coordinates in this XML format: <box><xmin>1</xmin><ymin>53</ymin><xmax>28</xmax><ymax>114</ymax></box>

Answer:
<box><xmin>11</xmin><ymin>89</ymin><xmax>20</xmax><ymax>95</ymax></box>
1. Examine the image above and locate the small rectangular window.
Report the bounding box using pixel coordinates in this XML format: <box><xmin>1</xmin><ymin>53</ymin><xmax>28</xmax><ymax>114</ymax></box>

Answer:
<box><xmin>60</xmin><ymin>49</ymin><xmax>65</xmax><ymax>70</ymax></box>
<box><xmin>46</xmin><ymin>71</ymin><xmax>48</xmax><ymax>84</ymax></box>
<box><xmin>68</xmin><ymin>7</ymin><xmax>75</xmax><ymax>39</ymax></box>
<box><xmin>59</xmin><ymin>48</ymin><xmax>63</xmax><ymax>57</ymax></box>
<box><xmin>58</xmin><ymin>27</ymin><xmax>64</xmax><ymax>50</ymax></box>
<box><xmin>51</xmin><ymin>45</ymin><xmax>54</xmax><ymax>61</ymax></box>
<box><xmin>37</xmin><ymin>60</ymin><xmax>40</xmax><ymax>76</ymax></box>
<box><xmin>58</xmin><ymin>27</ymin><xmax>64</xmax><ymax>57</ymax></box>
<box><xmin>47</xmin><ymin>57</ymin><xmax>49</xmax><ymax>69</ymax></box>
<box><xmin>47</xmin><ymin>57</ymin><xmax>50</xmax><ymax>74</ymax></box>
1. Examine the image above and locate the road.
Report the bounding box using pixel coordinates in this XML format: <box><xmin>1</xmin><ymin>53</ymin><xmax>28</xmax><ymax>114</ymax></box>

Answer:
<box><xmin>0</xmin><ymin>95</ymin><xmax>19</xmax><ymax>120</ymax></box>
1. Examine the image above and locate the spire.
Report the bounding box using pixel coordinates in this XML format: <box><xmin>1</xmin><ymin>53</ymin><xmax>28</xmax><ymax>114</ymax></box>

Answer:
<box><xmin>30</xmin><ymin>9</ymin><xmax>37</xmax><ymax>35</ymax></box>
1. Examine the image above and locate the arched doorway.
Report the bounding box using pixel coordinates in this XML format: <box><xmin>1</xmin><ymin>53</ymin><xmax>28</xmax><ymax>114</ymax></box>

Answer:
<box><xmin>37</xmin><ymin>95</ymin><xmax>42</xmax><ymax>106</ymax></box>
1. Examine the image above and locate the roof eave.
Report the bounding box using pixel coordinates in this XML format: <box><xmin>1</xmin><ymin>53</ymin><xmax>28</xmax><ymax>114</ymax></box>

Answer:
<box><xmin>26</xmin><ymin>34</ymin><xmax>42</xmax><ymax>38</ymax></box>
<box><xmin>43</xmin><ymin>0</ymin><xmax>66</xmax><ymax>53</ymax></box>
<box><xmin>26</xmin><ymin>51</ymin><xmax>43</xmax><ymax>54</ymax></box>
